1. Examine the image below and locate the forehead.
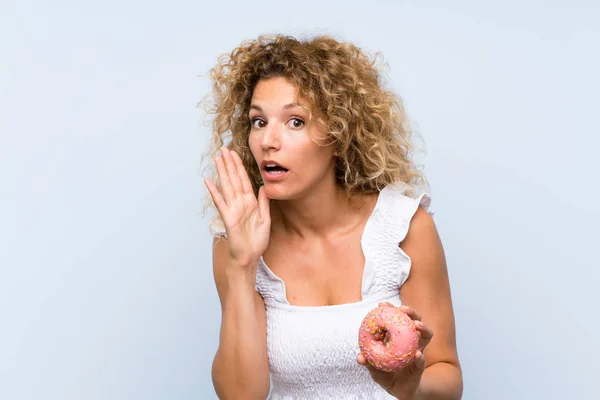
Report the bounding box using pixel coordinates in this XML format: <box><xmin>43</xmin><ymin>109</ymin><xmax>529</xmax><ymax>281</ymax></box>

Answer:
<box><xmin>250</xmin><ymin>77</ymin><xmax>318</xmax><ymax>120</ymax></box>
<box><xmin>251</xmin><ymin>77</ymin><xmax>299</xmax><ymax>102</ymax></box>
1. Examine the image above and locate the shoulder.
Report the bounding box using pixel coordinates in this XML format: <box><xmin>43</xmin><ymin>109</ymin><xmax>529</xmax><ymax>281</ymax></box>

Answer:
<box><xmin>380</xmin><ymin>183</ymin><xmax>442</xmax><ymax>272</ymax></box>
<box><xmin>376</xmin><ymin>181</ymin><xmax>435</xmax><ymax>240</ymax></box>
<box><xmin>400</xmin><ymin>203</ymin><xmax>446</xmax><ymax>281</ymax></box>
<box><xmin>407</xmin><ymin>205</ymin><xmax>437</xmax><ymax>238</ymax></box>
<box><xmin>211</xmin><ymin>236</ymin><xmax>230</xmax><ymax>302</ymax></box>
<box><xmin>402</xmin><ymin>203</ymin><xmax>441</xmax><ymax>252</ymax></box>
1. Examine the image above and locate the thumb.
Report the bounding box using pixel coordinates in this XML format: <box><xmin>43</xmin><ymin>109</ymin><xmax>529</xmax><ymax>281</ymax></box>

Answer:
<box><xmin>258</xmin><ymin>186</ymin><xmax>271</xmax><ymax>223</ymax></box>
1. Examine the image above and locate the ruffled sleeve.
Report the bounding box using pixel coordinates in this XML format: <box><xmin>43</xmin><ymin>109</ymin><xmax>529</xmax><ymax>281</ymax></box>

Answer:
<box><xmin>209</xmin><ymin>217</ymin><xmax>227</xmax><ymax>238</ymax></box>
<box><xmin>360</xmin><ymin>181</ymin><xmax>434</xmax><ymax>299</ymax></box>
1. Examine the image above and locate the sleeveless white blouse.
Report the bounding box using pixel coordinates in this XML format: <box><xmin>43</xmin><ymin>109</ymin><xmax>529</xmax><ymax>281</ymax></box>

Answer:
<box><xmin>211</xmin><ymin>181</ymin><xmax>434</xmax><ymax>399</ymax></box>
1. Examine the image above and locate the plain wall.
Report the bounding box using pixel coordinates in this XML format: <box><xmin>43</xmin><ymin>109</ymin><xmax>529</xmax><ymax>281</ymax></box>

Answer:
<box><xmin>1</xmin><ymin>0</ymin><xmax>598</xmax><ymax>399</ymax></box>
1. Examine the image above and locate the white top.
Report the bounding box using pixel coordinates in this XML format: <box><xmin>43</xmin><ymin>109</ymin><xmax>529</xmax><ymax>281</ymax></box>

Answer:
<box><xmin>211</xmin><ymin>181</ymin><xmax>434</xmax><ymax>399</ymax></box>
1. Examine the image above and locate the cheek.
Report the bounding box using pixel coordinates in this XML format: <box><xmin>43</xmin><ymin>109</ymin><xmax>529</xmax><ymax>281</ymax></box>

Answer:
<box><xmin>301</xmin><ymin>145</ymin><xmax>336</xmax><ymax>175</ymax></box>
<box><xmin>310</xmin><ymin>141</ymin><xmax>336</xmax><ymax>163</ymax></box>
<box><xmin>248</xmin><ymin>134</ymin><xmax>261</xmax><ymax>159</ymax></box>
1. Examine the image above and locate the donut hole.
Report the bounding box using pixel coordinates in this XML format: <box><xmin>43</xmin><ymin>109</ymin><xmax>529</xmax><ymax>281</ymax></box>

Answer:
<box><xmin>374</xmin><ymin>327</ymin><xmax>391</xmax><ymax>345</ymax></box>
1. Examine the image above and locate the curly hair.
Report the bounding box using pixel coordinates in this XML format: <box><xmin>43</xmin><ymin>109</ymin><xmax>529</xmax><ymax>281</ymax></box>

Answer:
<box><xmin>199</xmin><ymin>34</ymin><xmax>429</xmax><ymax>225</ymax></box>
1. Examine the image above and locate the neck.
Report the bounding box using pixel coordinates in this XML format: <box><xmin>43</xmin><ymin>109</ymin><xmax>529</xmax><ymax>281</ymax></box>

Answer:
<box><xmin>271</xmin><ymin>181</ymin><xmax>373</xmax><ymax>239</ymax></box>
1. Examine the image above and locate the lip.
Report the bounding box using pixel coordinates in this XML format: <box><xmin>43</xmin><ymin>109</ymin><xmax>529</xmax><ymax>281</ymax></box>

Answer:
<box><xmin>260</xmin><ymin>160</ymin><xmax>289</xmax><ymax>181</ymax></box>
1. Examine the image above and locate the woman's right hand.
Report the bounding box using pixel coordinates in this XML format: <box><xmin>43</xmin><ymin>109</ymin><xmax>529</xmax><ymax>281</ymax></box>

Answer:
<box><xmin>204</xmin><ymin>146</ymin><xmax>271</xmax><ymax>270</ymax></box>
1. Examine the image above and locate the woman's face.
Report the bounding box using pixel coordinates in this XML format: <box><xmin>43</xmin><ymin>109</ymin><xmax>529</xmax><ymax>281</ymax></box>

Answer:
<box><xmin>248</xmin><ymin>77</ymin><xmax>336</xmax><ymax>200</ymax></box>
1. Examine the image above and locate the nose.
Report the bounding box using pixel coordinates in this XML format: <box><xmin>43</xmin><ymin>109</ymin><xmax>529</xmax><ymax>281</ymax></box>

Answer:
<box><xmin>260</xmin><ymin>122</ymin><xmax>281</xmax><ymax>151</ymax></box>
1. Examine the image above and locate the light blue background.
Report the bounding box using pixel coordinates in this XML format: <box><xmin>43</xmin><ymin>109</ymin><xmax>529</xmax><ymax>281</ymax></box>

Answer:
<box><xmin>1</xmin><ymin>1</ymin><xmax>598</xmax><ymax>399</ymax></box>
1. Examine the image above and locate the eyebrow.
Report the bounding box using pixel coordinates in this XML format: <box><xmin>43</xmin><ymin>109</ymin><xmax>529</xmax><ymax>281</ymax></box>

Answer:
<box><xmin>249</xmin><ymin>103</ymin><xmax>303</xmax><ymax>112</ymax></box>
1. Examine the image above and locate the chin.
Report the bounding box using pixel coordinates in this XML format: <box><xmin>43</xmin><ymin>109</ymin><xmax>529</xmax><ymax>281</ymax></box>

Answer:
<box><xmin>263</xmin><ymin>183</ymin><xmax>296</xmax><ymax>200</ymax></box>
<box><xmin>263</xmin><ymin>186</ymin><xmax>288</xmax><ymax>200</ymax></box>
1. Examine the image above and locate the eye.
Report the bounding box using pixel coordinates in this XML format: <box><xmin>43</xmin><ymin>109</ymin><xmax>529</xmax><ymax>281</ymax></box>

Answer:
<box><xmin>250</xmin><ymin>117</ymin><xmax>266</xmax><ymax>129</ymax></box>
<box><xmin>288</xmin><ymin>117</ymin><xmax>305</xmax><ymax>129</ymax></box>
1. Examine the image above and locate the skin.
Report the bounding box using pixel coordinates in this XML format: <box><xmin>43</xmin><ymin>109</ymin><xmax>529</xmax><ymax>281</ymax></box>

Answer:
<box><xmin>206</xmin><ymin>77</ymin><xmax>462</xmax><ymax>399</ymax></box>
<box><xmin>247</xmin><ymin>77</ymin><xmax>377</xmax><ymax>306</ymax></box>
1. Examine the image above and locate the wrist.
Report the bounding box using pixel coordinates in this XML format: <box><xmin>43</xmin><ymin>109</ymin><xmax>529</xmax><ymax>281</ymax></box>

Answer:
<box><xmin>228</xmin><ymin>254</ymin><xmax>260</xmax><ymax>270</ymax></box>
<box><xmin>404</xmin><ymin>386</ymin><xmax>423</xmax><ymax>400</ymax></box>
<box><xmin>392</xmin><ymin>383</ymin><xmax>423</xmax><ymax>400</ymax></box>
<box><xmin>225</xmin><ymin>260</ymin><xmax>259</xmax><ymax>285</ymax></box>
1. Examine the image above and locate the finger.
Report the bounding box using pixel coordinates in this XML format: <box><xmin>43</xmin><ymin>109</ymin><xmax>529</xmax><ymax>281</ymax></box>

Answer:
<box><xmin>356</xmin><ymin>354</ymin><xmax>379</xmax><ymax>375</ymax></box>
<box><xmin>399</xmin><ymin>304</ymin><xmax>422</xmax><ymax>321</ymax></box>
<box><xmin>356</xmin><ymin>353</ymin><xmax>366</xmax><ymax>365</ymax></box>
<box><xmin>358</xmin><ymin>356</ymin><xmax>394</xmax><ymax>388</ymax></box>
<box><xmin>356</xmin><ymin>353</ymin><xmax>376</xmax><ymax>370</ymax></box>
<box><xmin>410</xmin><ymin>350</ymin><xmax>426</xmax><ymax>373</ymax></box>
<box><xmin>231</xmin><ymin>150</ymin><xmax>253</xmax><ymax>194</ymax></box>
<box><xmin>204</xmin><ymin>178</ymin><xmax>227</xmax><ymax>215</ymax></box>
<box><xmin>222</xmin><ymin>147</ymin><xmax>243</xmax><ymax>195</ymax></box>
<box><xmin>258</xmin><ymin>185</ymin><xmax>271</xmax><ymax>223</ymax></box>
<box><xmin>414</xmin><ymin>320</ymin><xmax>434</xmax><ymax>349</ymax></box>
<box><xmin>215</xmin><ymin>154</ymin><xmax>234</xmax><ymax>204</ymax></box>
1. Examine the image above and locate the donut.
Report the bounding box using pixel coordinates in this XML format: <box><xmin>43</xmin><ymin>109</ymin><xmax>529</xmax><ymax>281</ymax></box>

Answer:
<box><xmin>358</xmin><ymin>304</ymin><xmax>419</xmax><ymax>372</ymax></box>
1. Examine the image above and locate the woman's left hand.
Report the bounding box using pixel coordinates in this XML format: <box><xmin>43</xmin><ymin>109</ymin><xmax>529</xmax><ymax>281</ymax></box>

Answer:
<box><xmin>356</xmin><ymin>302</ymin><xmax>434</xmax><ymax>400</ymax></box>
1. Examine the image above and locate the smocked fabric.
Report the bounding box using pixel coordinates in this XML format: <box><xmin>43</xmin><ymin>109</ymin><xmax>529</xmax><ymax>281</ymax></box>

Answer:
<box><xmin>211</xmin><ymin>181</ymin><xmax>434</xmax><ymax>399</ymax></box>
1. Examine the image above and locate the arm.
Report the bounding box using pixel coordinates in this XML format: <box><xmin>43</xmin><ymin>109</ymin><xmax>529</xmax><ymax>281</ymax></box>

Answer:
<box><xmin>205</xmin><ymin>147</ymin><xmax>272</xmax><ymax>399</ymax></box>
<box><xmin>397</xmin><ymin>206</ymin><xmax>463</xmax><ymax>400</ymax></box>
<box><xmin>211</xmin><ymin>236</ymin><xmax>270</xmax><ymax>399</ymax></box>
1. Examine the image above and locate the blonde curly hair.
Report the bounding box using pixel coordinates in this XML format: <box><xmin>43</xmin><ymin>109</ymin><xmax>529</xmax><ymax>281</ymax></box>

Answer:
<box><xmin>199</xmin><ymin>34</ymin><xmax>429</xmax><ymax>225</ymax></box>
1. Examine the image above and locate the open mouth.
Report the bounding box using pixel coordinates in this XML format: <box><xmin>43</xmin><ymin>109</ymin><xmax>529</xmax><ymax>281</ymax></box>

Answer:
<box><xmin>261</xmin><ymin>160</ymin><xmax>289</xmax><ymax>176</ymax></box>
<box><xmin>264</xmin><ymin>164</ymin><xmax>289</xmax><ymax>174</ymax></box>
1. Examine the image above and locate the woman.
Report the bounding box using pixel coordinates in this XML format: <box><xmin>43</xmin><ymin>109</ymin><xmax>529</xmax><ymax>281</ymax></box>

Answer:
<box><xmin>202</xmin><ymin>34</ymin><xmax>462</xmax><ymax>399</ymax></box>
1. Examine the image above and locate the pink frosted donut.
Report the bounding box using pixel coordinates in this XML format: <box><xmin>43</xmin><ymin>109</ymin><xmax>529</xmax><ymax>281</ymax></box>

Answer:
<box><xmin>358</xmin><ymin>305</ymin><xmax>419</xmax><ymax>372</ymax></box>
